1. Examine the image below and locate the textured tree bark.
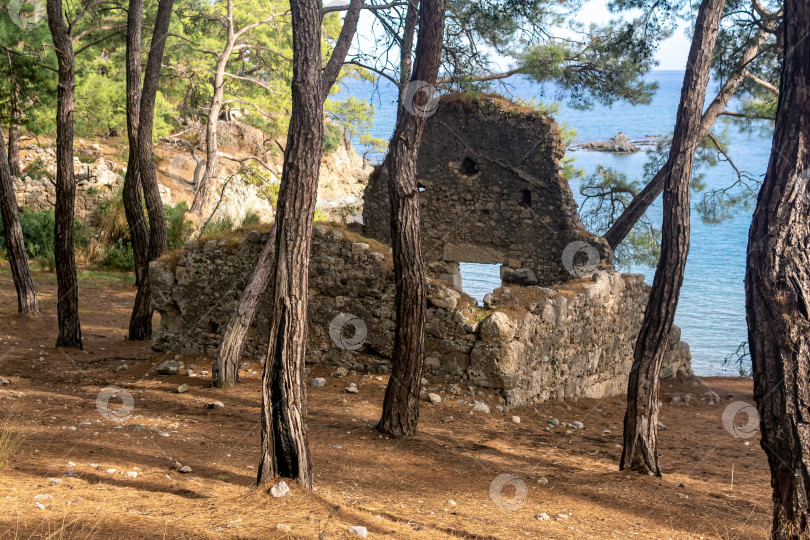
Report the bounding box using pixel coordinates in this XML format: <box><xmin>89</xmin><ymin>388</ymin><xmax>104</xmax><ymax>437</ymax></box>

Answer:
<box><xmin>211</xmin><ymin>4</ymin><xmax>361</xmax><ymax>389</ymax></box>
<box><xmin>0</xmin><ymin>128</ymin><xmax>39</xmax><ymax>314</ymax></box>
<box><xmin>7</xmin><ymin>76</ymin><xmax>22</xmax><ymax>178</ymax></box>
<box><xmin>621</xmin><ymin>0</ymin><xmax>725</xmax><ymax>476</ymax></box>
<box><xmin>46</xmin><ymin>0</ymin><xmax>82</xmax><ymax>348</ymax></box>
<box><xmin>745</xmin><ymin>1</ymin><xmax>810</xmax><ymax>535</ymax></box>
<box><xmin>320</xmin><ymin>0</ymin><xmax>362</xmax><ymax>101</ymax></box>
<box><xmin>378</xmin><ymin>0</ymin><xmax>445</xmax><ymax>438</ymax></box>
<box><xmin>603</xmin><ymin>26</ymin><xmax>773</xmax><ymax>250</ymax></box>
<box><xmin>256</xmin><ymin>0</ymin><xmax>323</xmax><ymax>489</ymax></box>
<box><xmin>212</xmin><ymin>223</ymin><xmax>275</xmax><ymax>388</ymax></box>
<box><xmin>398</xmin><ymin>0</ymin><xmax>419</xmax><ymax>86</ymax></box>
<box><xmin>122</xmin><ymin>0</ymin><xmax>149</xmax><ymax>291</ymax></box>
<box><xmin>128</xmin><ymin>0</ymin><xmax>173</xmax><ymax>340</ymax></box>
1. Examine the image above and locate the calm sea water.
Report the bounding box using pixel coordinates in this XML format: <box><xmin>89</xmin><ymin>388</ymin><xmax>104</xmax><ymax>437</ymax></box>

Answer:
<box><xmin>336</xmin><ymin>71</ymin><xmax>773</xmax><ymax>376</ymax></box>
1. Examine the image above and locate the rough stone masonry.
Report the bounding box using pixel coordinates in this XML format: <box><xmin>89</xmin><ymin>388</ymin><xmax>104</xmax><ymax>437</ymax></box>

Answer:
<box><xmin>362</xmin><ymin>94</ymin><xmax>613</xmax><ymax>288</ymax></box>
<box><xmin>150</xmin><ymin>93</ymin><xmax>692</xmax><ymax>406</ymax></box>
<box><xmin>150</xmin><ymin>225</ymin><xmax>691</xmax><ymax>406</ymax></box>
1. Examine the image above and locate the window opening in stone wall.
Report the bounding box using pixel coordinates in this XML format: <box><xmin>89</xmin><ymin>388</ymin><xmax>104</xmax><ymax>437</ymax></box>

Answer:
<box><xmin>459</xmin><ymin>262</ymin><xmax>501</xmax><ymax>304</ymax></box>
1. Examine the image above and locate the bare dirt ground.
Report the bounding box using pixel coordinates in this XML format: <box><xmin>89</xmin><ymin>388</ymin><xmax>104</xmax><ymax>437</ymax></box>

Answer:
<box><xmin>0</xmin><ymin>266</ymin><xmax>772</xmax><ymax>539</ymax></box>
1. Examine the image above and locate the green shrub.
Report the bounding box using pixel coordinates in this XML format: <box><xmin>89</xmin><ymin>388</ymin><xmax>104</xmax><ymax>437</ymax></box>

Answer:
<box><xmin>99</xmin><ymin>240</ymin><xmax>135</xmax><ymax>271</ymax></box>
<box><xmin>322</xmin><ymin>122</ymin><xmax>342</xmax><ymax>154</ymax></box>
<box><xmin>240</xmin><ymin>211</ymin><xmax>262</xmax><ymax>228</ymax></box>
<box><xmin>202</xmin><ymin>216</ymin><xmax>235</xmax><ymax>237</ymax></box>
<box><xmin>165</xmin><ymin>201</ymin><xmax>194</xmax><ymax>249</ymax></box>
<box><xmin>0</xmin><ymin>208</ymin><xmax>91</xmax><ymax>271</ymax></box>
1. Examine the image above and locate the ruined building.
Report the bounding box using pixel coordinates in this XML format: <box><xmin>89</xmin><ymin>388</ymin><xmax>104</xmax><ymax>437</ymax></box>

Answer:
<box><xmin>150</xmin><ymin>94</ymin><xmax>692</xmax><ymax>407</ymax></box>
<box><xmin>362</xmin><ymin>94</ymin><xmax>613</xmax><ymax>288</ymax></box>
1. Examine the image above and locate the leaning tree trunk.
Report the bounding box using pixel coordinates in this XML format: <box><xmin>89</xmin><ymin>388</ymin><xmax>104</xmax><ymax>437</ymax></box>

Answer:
<box><xmin>603</xmin><ymin>25</ymin><xmax>773</xmax><ymax>250</ymax></box>
<box><xmin>212</xmin><ymin>223</ymin><xmax>275</xmax><ymax>388</ymax></box>
<box><xmin>745</xmin><ymin>1</ymin><xmax>810</xmax><ymax>535</ymax></box>
<box><xmin>256</xmin><ymin>0</ymin><xmax>323</xmax><ymax>489</ymax></box>
<box><xmin>122</xmin><ymin>0</ymin><xmax>149</xmax><ymax>291</ymax></box>
<box><xmin>0</xmin><ymin>128</ymin><xmax>39</xmax><ymax>314</ymax></box>
<box><xmin>211</xmin><ymin>0</ymin><xmax>363</xmax><ymax>388</ymax></box>
<box><xmin>620</xmin><ymin>0</ymin><xmax>725</xmax><ymax>475</ymax></box>
<box><xmin>7</xmin><ymin>77</ymin><xmax>22</xmax><ymax>178</ymax></box>
<box><xmin>128</xmin><ymin>0</ymin><xmax>173</xmax><ymax>340</ymax></box>
<box><xmin>46</xmin><ymin>0</ymin><xmax>82</xmax><ymax>348</ymax></box>
<box><xmin>378</xmin><ymin>0</ymin><xmax>445</xmax><ymax>438</ymax></box>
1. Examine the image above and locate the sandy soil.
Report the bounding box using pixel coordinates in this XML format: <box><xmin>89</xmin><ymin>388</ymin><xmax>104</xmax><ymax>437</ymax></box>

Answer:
<box><xmin>0</xmin><ymin>266</ymin><xmax>772</xmax><ymax>539</ymax></box>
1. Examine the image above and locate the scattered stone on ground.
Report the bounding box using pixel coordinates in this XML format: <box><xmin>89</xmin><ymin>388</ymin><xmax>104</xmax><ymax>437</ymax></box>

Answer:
<box><xmin>156</xmin><ymin>359</ymin><xmax>181</xmax><ymax>375</ymax></box>
<box><xmin>206</xmin><ymin>401</ymin><xmax>225</xmax><ymax>409</ymax></box>
<box><xmin>472</xmin><ymin>401</ymin><xmax>490</xmax><ymax>414</ymax></box>
<box><xmin>427</xmin><ymin>393</ymin><xmax>442</xmax><ymax>404</ymax></box>
<box><xmin>179</xmin><ymin>466</ymin><xmax>192</xmax><ymax>474</ymax></box>
<box><xmin>177</xmin><ymin>383</ymin><xmax>189</xmax><ymax>394</ymax></box>
<box><xmin>512</xmin><ymin>416</ymin><xmax>521</xmax><ymax>424</ymax></box>
<box><xmin>348</xmin><ymin>525</ymin><xmax>368</xmax><ymax>538</ymax></box>
<box><xmin>345</xmin><ymin>383</ymin><xmax>359</xmax><ymax>394</ymax></box>
<box><xmin>311</xmin><ymin>377</ymin><xmax>327</xmax><ymax>388</ymax></box>
<box><xmin>270</xmin><ymin>481</ymin><xmax>290</xmax><ymax>498</ymax></box>
<box><xmin>331</xmin><ymin>367</ymin><xmax>348</xmax><ymax>378</ymax></box>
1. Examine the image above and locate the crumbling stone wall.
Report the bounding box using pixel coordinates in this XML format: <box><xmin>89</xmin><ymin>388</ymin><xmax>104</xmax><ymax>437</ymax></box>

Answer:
<box><xmin>150</xmin><ymin>226</ymin><xmax>691</xmax><ymax>406</ymax></box>
<box><xmin>362</xmin><ymin>94</ymin><xmax>612</xmax><ymax>288</ymax></box>
<box><xmin>14</xmin><ymin>146</ymin><xmax>125</xmax><ymax>220</ymax></box>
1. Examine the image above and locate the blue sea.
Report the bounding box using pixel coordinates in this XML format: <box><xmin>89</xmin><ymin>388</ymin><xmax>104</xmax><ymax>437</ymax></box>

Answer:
<box><xmin>335</xmin><ymin>71</ymin><xmax>773</xmax><ymax>376</ymax></box>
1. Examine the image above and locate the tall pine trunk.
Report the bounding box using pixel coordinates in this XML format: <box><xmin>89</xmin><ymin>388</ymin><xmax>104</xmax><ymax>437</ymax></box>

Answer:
<box><xmin>123</xmin><ymin>0</ymin><xmax>149</xmax><ymax>293</ymax></box>
<box><xmin>0</xmin><ymin>128</ymin><xmax>39</xmax><ymax>314</ymax></box>
<box><xmin>128</xmin><ymin>0</ymin><xmax>174</xmax><ymax>340</ymax></box>
<box><xmin>211</xmin><ymin>0</ymin><xmax>362</xmax><ymax>388</ymax></box>
<box><xmin>620</xmin><ymin>0</ymin><xmax>724</xmax><ymax>475</ymax></box>
<box><xmin>256</xmin><ymin>0</ymin><xmax>323</xmax><ymax>489</ymax></box>
<box><xmin>603</xmin><ymin>26</ymin><xmax>773</xmax><ymax>250</ymax></box>
<box><xmin>745</xmin><ymin>0</ymin><xmax>810</xmax><ymax>535</ymax></box>
<box><xmin>378</xmin><ymin>0</ymin><xmax>445</xmax><ymax>438</ymax></box>
<box><xmin>46</xmin><ymin>0</ymin><xmax>82</xmax><ymax>348</ymax></box>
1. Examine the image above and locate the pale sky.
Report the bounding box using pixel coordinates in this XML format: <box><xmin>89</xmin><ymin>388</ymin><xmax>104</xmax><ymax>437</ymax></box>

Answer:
<box><xmin>341</xmin><ymin>0</ymin><xmax>695</xmax><ymax>73</ymax></box>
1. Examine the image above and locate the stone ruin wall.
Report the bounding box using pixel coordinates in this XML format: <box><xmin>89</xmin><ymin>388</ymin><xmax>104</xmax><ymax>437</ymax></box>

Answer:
<box><xmin>150</xmin><ymin>225</ymin><xmax>692</xmax><ymax>406</ymax></box>
<box><xmin>13</xmin><ymin>145</ymin><xmax>130</xmax><ymax>221</ymax></box>
<box><xmin>362</xmin><ymin>94</ymin><xmax>613</xmax><ymax>288</ymax></box>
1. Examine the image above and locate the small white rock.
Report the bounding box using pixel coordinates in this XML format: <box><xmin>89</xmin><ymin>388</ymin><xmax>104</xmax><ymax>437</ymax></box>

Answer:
<box><xmin>311</xmin><ymin>377</ymin><xmax>327</xmax><ymax>388</ymax></box>
<box><xmin>427</xmin><ymin>393</ymin><xmax>442</xmax><ymax>404</ymax></box>
<box><xmin>535</xmin><ymin>512</ymin><xmax>550</xmax><ymax>521</ymax></box>
<box><xmin>511</xmin><ymin>416</ymin><xmax>521</xmax><ymax>424</ymax></box>
<box><xmin>126</xmin><ymin>471</ymin><xmax>138</xmax><ymax>479</ymax></box>
<box><xmin>348</xmin><ymin>525</ymin><xmax>368</xmax><ymax>538</ymax></box>
<box><xmin>345</xmin><ymin>384</ymin><xmax>359</xmax><ymax>394</ymax></box>
<box><xmin>270</xmin><ymin>481</ymin><xmax>290</xmax><ymax>498</ymax></box>
<box><xmin>179</xmin><ymin>466</ymin><xmax>192</xmax><ymax>473</ymax></box>
<box><xmin>276</xmin><ymin>524</ymin><xmax>292</xmax><ymax>532</ymax></box>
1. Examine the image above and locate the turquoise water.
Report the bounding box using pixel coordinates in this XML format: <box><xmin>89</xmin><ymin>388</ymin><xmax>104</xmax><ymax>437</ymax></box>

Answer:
<box><xmin>336</xmin><ymin>71</ymin><xmax>772</xmax><ymax>376</ymax></box>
